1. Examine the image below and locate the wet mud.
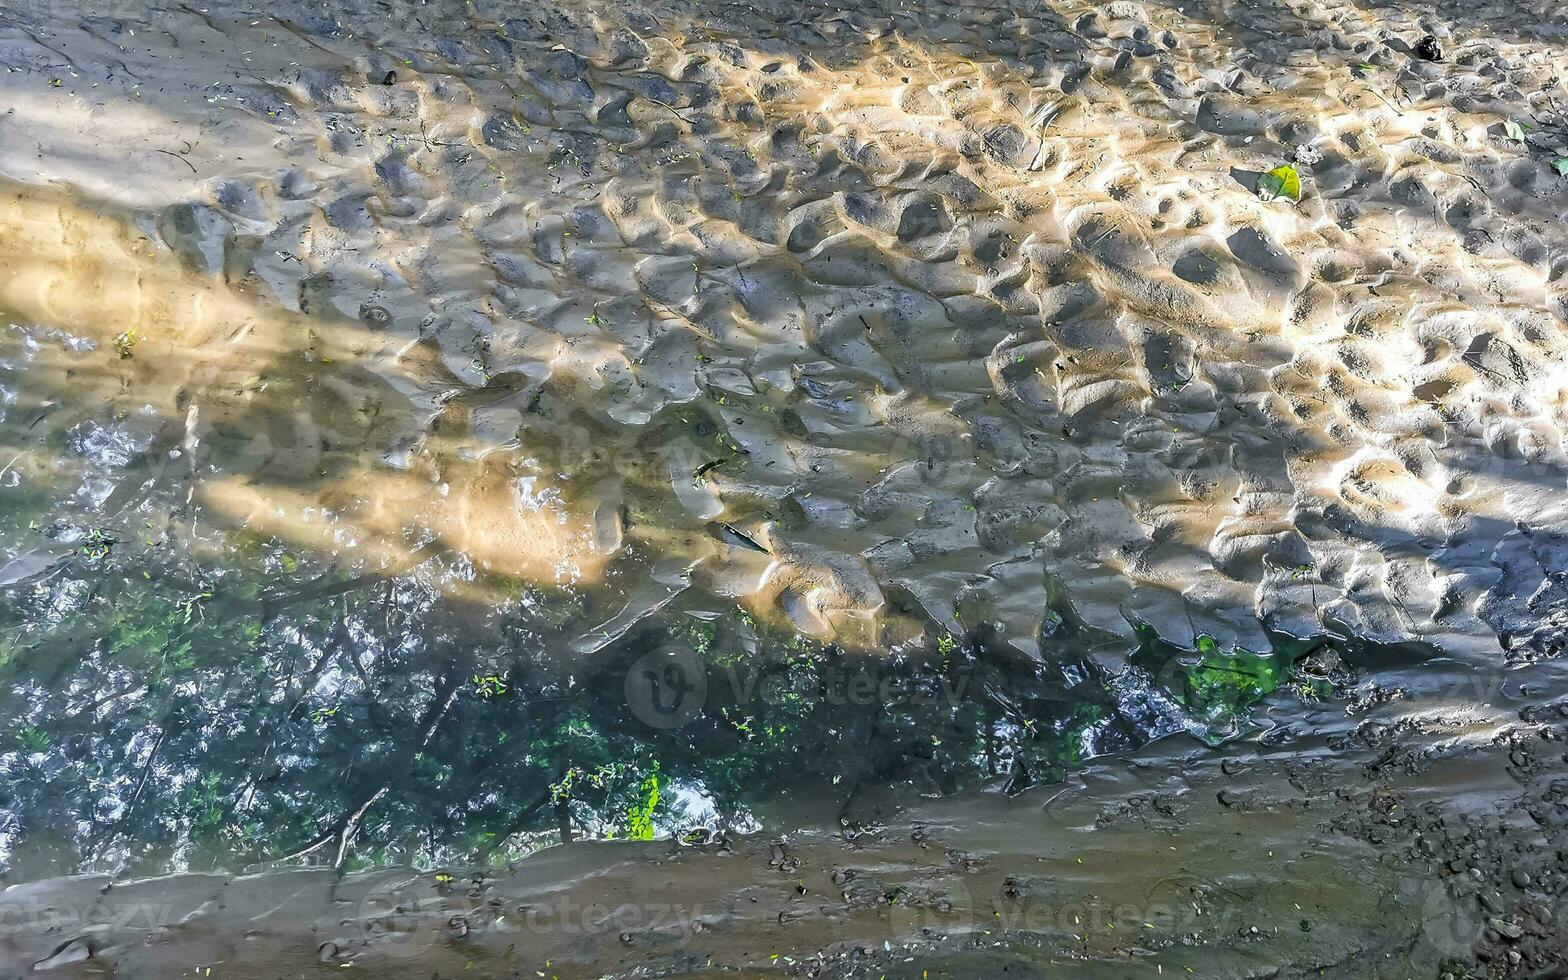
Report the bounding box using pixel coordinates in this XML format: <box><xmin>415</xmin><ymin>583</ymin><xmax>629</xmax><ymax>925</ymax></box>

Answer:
<box><xmin>2</xmin><ymin>0</ymin><xmax>1568</xmax><ymax>975</ymax></box>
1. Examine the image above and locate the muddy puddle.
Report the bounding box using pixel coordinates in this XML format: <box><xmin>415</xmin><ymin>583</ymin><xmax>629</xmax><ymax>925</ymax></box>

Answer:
<box><xmin>3</xmin><ymin>0</ymin><xmax>1568</xmax><ymax>975</ymax></box>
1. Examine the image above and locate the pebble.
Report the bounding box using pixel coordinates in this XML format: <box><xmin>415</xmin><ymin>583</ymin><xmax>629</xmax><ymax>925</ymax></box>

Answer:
<box><xmin>1489</xmin><ymin>917</ymin><xmax>1523</xmax><ymax>940</ymax></box>
<box><xmin>359</xmin><ymin>303</ymin><xmax>392</xmax><ymax>329</ymax></box>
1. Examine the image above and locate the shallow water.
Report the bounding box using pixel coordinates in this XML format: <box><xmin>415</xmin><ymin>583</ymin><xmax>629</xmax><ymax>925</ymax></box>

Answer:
<box><xmin>2</xmin><ymin>0</ymin><xmax>1568</xmax><ymax>974</ymax></box>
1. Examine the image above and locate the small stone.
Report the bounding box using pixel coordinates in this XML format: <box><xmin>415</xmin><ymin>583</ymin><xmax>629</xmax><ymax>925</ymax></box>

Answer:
<box><xmin>359</xmin><ymin>303</ymin><xmax>392</xmax><ymax>329</ymax></box>
<box><xmin>1489</xmin><ymin>917</ymin><xmax>1523</xmax><ymax>940</ymax></box>
<box><xmin>381</xmin><ymin>70</ymin><xmax>397</xmax><ymax>85</ymax></box>
<box><xmin>1414</xmin><ymin>35</ymin><xmax>1443</xmax><ymax>61</ymax></box>
<box><xmin>1512</xmin><ymin>869</ymin><xmax>1532</xmax><ymax>888</ymax></box>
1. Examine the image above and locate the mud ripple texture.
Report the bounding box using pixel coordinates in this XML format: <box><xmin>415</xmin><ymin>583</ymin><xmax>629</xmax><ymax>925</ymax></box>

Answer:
<box><xmin>2</xmin><ymin>0</ymin><xmax>1568</xmax><ymax>669</ymax></box>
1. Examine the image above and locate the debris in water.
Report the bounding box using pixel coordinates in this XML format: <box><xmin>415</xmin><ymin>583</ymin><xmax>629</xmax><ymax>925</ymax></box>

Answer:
<box><xmin>359</xmin><ymin>303</ymin><xmax>392</xmax><ymax>329</ymax></box>
<box><xmin>714</xmin><ymin>522</ymin><xmax>769</xmax><ymax>554</ymax></box>
<box><xmin>1256</xmin><ymin>164</ymin><xmax>1301</xmax><ymax>202</ymax></box>
<box><xmin>113</xmin><ymin>329</ymin><xmax>139</xmax><ymax>358</ymax></box>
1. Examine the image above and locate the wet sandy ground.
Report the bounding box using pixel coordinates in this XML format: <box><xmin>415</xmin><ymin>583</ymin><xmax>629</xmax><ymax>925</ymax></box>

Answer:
<box><xmin>4</xmin><ymin>0</ymin><xmax>1568</xmax><ymax>662</ymax></box>
<box><xmin>3</xmin><ymin>0</ymin><xmax>1568</xmax><ymax>975</ymax></box>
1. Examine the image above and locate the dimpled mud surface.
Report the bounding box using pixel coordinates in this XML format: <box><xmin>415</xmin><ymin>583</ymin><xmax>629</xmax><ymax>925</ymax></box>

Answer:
<box><xmin>3</xmin><ymin>0</ymin><xmax>1568</xmax><ymax>665</ymax></box>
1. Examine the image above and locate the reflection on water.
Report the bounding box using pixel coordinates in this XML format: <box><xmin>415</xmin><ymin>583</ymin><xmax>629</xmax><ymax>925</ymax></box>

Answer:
<box><xmin>0</xmin><ymin>529</ymin><xmax>1142</xmax><ymax>879</ymax></box>
<box><xmin>0</xmin><ymin>326</ymin><xmax>1397</xmax><ymax>884</ymax></box>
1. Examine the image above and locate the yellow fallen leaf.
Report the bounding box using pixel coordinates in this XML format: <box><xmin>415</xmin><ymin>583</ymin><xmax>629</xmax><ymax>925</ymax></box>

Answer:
<box><xmin>1259</xmin><ymin>164</ymin><xmax>1302</xmax><ymax>202</ymax></box>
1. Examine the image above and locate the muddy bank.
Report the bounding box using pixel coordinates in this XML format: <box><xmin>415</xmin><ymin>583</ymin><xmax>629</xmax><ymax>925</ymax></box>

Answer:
<box><xmin>4</xmin><ymin>687</ymin><xmax>1568</xmax><ymax>978</ymax></box>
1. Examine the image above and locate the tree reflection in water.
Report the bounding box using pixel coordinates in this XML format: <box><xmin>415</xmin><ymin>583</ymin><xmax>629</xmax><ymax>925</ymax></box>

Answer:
<box><xmin>0</xmin><ymin>529</ymin><xmax>1149</xmax><ymax>882</ymax></box>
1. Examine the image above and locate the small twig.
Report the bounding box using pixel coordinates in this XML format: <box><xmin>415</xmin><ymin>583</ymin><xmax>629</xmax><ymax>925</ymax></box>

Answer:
<box><xmin>643</xmin><ymin>96</ymin><xmax>695</xmax><ymax>123</ymax></box>
<box><xmin>152</xmin><ymin>148</ymin><xmax>197</xmax><ymax>173</ymax></box>
<box><xmin>1367</xmin><ymin>87</ymin><xmax>1405</xmax><ymax>117</ymax></box>
<box><xmin>1084</xmin><ymin>219</ymin><xmax>1122</xmax><ymax>253</ymax></box>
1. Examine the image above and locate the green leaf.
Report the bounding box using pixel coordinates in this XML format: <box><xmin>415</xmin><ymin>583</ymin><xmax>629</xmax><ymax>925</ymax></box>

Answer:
<box><xmin>1504</xmin><ymin>120</ymin><xmax>1527</xmax><ymax>142</ymax></box>
<box><xmin>1257</xmin><ymin>164</ymin><xmax>1301</xmax><ymax>202</ymax></box>
<box><xmin>1552</xmin><ymin>159</ymin><xmax>1568</xmax><ymax>177</ymax></box>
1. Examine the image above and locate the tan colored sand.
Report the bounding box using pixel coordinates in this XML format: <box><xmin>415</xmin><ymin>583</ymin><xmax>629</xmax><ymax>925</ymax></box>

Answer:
<box><xmin>0</xmin><ymin>187</ymin><xmax>620</xmax><ymax>589</ymax></box>
<box><xmin>2</xmin><ymin>0</ymin><xmax>1567</xmax><ymax>658</ymax></box>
